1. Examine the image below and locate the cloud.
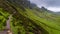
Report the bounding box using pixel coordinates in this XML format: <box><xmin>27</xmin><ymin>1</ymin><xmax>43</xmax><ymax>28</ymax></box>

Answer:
<box><xmin>45</xmin><ymin>0</ymin><xmax>60</xmax><ymax>7</ymax></box>
<box><xmin>30</xmin><ymin>0</ymin><xmax>60</xmax><ymax>7</ymax></box>
<box><xmin>47</xmin><ymin>7</ymin><xmax>60</xmax><ymax>12</ymax></box>
<box><xmin>29</xmin><ymin>0</ymin><xmax>60</xmax><ymax>12</ymax></box>
<box><xmin>30</xmin><ymin>0</ymin><xmax>46</xmax><ymax>7</ymax></box>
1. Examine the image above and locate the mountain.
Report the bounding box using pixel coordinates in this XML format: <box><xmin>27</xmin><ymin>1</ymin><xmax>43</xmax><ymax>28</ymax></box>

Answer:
<box><xmin>0</xmin><ymin>0</ymin><xmax>60</xmax><ymax>34</ymax></box>
<box><xmin>54</xmin><ymin>12</ymin><xmax>60</xmax><ymax>15</ymax></box>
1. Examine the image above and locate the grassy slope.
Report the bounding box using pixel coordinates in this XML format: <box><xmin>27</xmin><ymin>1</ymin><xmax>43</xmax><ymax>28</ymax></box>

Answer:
<box><xmin>0</xmin><ymin>9</ymin><xmax>11</xmax><ymax>34</ymax></box>
<box><xmin>27</xmin><ymin>9</ymin><xmax>60</xmax><ymax>34</ymax></box>
<box><xmin>17</xmin><ymin>8</ymin><xmax>60</xmax><ymax>34</ymax></box>
<box><xmin>0</xmin><ymin>2</ymin><xmax>60</xmax><ymax>34</ymax></box>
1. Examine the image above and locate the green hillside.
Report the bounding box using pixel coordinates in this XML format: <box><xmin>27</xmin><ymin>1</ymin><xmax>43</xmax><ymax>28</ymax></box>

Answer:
<box><xmin>0</xmin><ymin>0</ymin><xmax>60</xmax><ymax>34</ymax></box>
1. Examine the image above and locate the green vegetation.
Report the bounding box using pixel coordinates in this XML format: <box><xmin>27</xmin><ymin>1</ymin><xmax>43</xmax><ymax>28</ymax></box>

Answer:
<box><xmin>0</xmin><ymin>0</ymin><xmax>60</xmax><ymax>34</ymax></box>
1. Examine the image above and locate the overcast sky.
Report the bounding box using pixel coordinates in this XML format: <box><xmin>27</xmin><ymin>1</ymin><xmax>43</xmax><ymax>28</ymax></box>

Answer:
<box><xmin>29</xmin><ymin>0</ymin><xmax>60</xmax><ymax>12</ymax></box>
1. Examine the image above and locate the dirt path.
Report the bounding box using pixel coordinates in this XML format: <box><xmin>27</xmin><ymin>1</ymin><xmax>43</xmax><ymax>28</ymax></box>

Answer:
<box><xmin>6</xmin><ymin>15</ymin><xmax>12</xmax><ymax>34</ymax></box>
<box><xmin>0</xmin><ymin>15</ymin><xmax>12</xmax><ymax>34</ymax></box>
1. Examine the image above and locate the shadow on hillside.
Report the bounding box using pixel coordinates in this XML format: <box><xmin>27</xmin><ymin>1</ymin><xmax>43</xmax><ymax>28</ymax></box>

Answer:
<box><xmin>12</xmin><ymin>12</ymin><xmax>49</xmax><ymax>34</ymax></box>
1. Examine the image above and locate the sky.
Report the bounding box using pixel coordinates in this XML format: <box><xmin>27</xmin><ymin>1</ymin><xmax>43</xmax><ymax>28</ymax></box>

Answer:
<box><xmin>29</xmin><ymin>0</ymin><xmax>60</xmax><ymax>12</ymax></box>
